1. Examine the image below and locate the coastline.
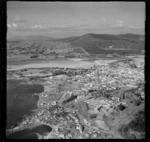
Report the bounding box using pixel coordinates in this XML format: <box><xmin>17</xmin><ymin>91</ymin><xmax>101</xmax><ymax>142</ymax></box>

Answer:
<box><xmin>7</xmin><ymin>59</ymin><xmax>94</xmax><ymax>71</ymax></box>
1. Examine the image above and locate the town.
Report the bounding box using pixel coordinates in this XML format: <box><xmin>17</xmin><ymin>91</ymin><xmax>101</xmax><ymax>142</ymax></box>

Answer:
<box><xmin>7</xmin><ymin>57</ymin><xmax>145</xmax><ymax>139</ymax></box>
<box><xmin>6</xmin><ymin>2</ymin><xmax>145</xmax><ymax>139</ymax></box>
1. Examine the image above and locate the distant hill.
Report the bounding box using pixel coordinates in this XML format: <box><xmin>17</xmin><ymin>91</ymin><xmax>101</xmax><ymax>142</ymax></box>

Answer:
<box><xmin>57</xmin><ymin>33</ymin><xmax>145</xmax><ymax>54</ymax></box>
<box><xmin>7</xmin><ymin>35</ymin><xmax>54</xmax><ymax>42</ymax></box>
<box><xmin>118</xmin><ymin>33</ymin><xmax>144</xmax><ymax>41</ymax></box>
<box><xmin>58</xmin><ymin>33</ymin><xmax>144</xmax><ymax>42</ymax></box>
<box><xmin>7</xmin><ymin>33</ymin><xmax>145</xmax><ymax>55</ymax></box>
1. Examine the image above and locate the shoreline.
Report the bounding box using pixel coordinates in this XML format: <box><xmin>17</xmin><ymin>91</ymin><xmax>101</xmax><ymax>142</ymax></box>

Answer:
<box><xmin>7</xmin><ymin>60</ymin><xmax>95</xmax><ymax>71</ymax></box>
<box><xmin>7</xmin><ymin>55</ymin><xmax>144</xmax><ymax>71</ymax></box>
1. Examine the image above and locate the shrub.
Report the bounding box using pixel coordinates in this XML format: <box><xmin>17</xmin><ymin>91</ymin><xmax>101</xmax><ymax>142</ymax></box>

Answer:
<box><xmin>30</xmin><ymin>54</ymin><xmax>38</xmax><ymax>58</ymax></box>
<box><xmin>52</xmin><ymin>70</ymin><xmax>67</xmax><ymax>76</ymax></box>
<box><xmin>129</xmin><ymin>110</ymin><xmax>145</xmax><ymax>132</ymax></box>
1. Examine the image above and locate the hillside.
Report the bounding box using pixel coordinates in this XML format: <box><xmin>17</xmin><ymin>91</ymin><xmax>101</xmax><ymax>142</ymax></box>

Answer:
<box><xmin>57</xmin><ymin>33</ymin><xmax>145</xmax><ymax>54</ymax></box>
<box><xmin>7</xmin><ymin>35</ymin><xmax>55</xmax><ymax>42</ymax></box>
<box><xmin>7</xmin><ymin>33</ymin><xmax>145</xmax><ymax>57</ymax></box>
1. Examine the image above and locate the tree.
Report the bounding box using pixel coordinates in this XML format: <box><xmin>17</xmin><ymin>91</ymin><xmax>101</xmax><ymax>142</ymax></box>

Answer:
<box><xmin>30</xmin><ymin>54</ymin><xmax>38</xmax><ymax>58</ymax></box>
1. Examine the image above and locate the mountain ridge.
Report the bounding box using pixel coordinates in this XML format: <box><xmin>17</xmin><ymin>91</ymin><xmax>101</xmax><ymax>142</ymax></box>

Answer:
<box><xmin>7</xmin><ymin>33</ymin><xmax>145</xmax><ymax>55</ymax></box>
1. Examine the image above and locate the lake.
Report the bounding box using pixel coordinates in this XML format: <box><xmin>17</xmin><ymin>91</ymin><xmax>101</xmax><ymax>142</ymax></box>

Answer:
<box><xmin>7</xmin><ymin>59</ymin><xmax>94</xmax><ymax>70</ymax></box>
<box><xmin>7</xmin><ymin>79</ymin><xmax>44</xmax><ymax>129</ymax></box>
<box><xmin>7</xmin><ymin>125</ymin><xmax>52</xmax><ymax>139</ymax></box>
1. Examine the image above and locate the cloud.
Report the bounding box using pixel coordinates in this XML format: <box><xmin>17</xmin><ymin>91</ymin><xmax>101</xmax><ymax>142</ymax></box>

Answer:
<box><xmin>48</xmin><ymin>24</ymin><xmax>91</xmax><ymax>31</ymax></box>
<box><xmin>7</xmin><ymin>23</ymin><xmax>18</xmax><ymax>28</ymax></box>
<box><xmin>116</xmin><ymin>20</ymin><xmax>124</xmax><ymax>27</ymax></box>
<box><xmin>7</xmin><ymin>24</ymin><xmax>12</xmax><ymax>28</ymax></box>
<box><xmin>12</xmin><ymin>23</ymin><xmax>18</xmax><ymax>28</ymax></box>
<box><xmin>14</xmin><ymin>16</ymin><xmax>26</xmax><ymax>23</ymax></box>
<box><xmin>101</xmin><ymin>17</ymin><xmax>106</xmax><ymax>23</ymax></box>
<box><xmin>129</xmin><ymin>25</ymin><xmax>144</xmax><ymax>29</ymax></box>
<box><xmin>48</xmin><ymin>31</ymin><xmax>61</xmax><ymax>34</ymax></box>
<box><xmin>78</xmin><ymin>25</ymin><xmax>90</xmax><ymax>30</ymax></box>
<box><xmin>111</xmin><ymin>20</ymin><xmax>125</xmax><ymax>28</ymax></box>
<box><xmin>31</xmin><ymin>25</ymin><xmax>42</xmax><ymax>28</ymax></box>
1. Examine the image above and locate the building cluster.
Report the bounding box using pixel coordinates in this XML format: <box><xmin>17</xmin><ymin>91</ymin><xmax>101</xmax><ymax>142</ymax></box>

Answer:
<box><xmin>10</xmin><ymin>58</ymin><xmax>145</xmax><ymax>139</ymax></box>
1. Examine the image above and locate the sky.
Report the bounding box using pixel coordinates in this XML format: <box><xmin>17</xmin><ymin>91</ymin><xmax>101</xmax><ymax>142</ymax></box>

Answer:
<box><xmin>7</xmin><ymin>2</ymin><xmax>145</xmax><ymax>38</ymax></box>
